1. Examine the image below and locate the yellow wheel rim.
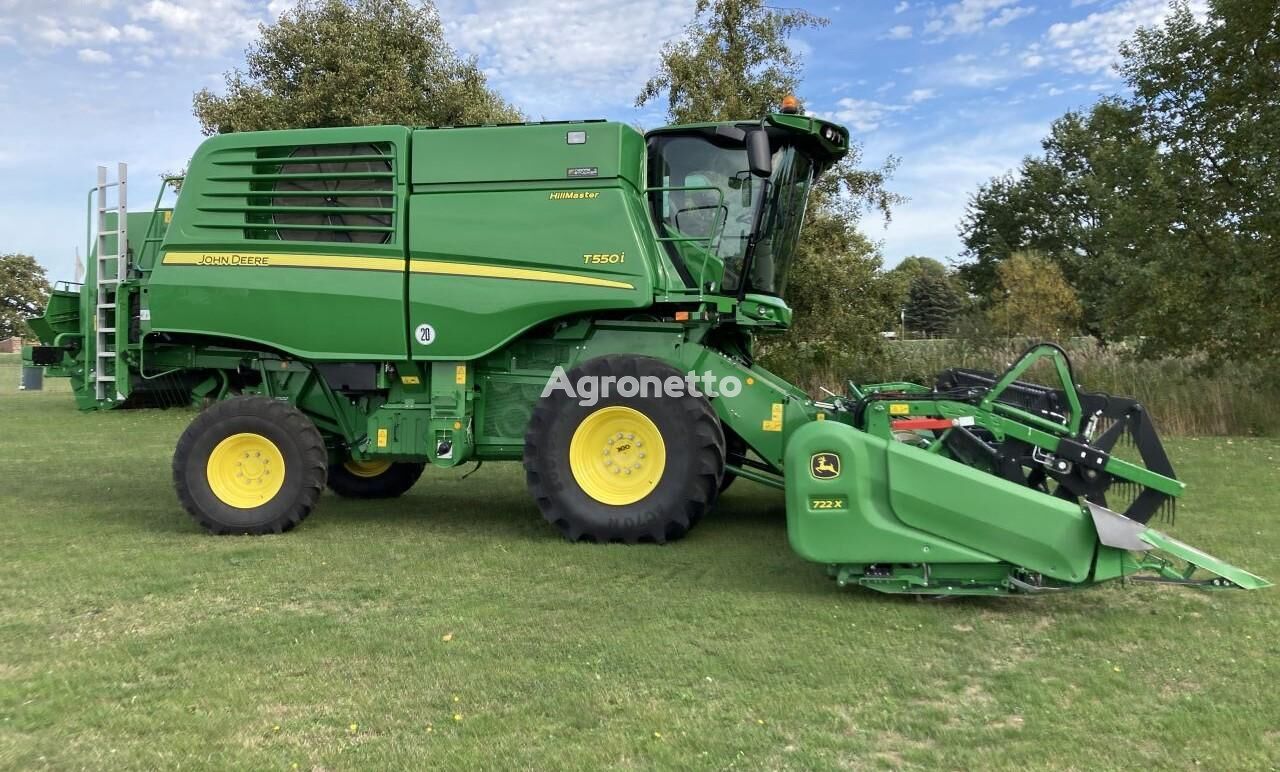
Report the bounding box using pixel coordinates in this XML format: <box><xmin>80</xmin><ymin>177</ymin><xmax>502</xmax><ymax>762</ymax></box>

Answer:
<box><xmin>206</xmin><ymin>433</ymin><xmax>286</xmax><ymax>509</ymax></box>
<box><xmin>343</xmin><ymin>459</ymin><xmax>392</xmax><ymax>478</ymax></box>
<box><xmin>569</xmin><ymin>406</ymin><xmax>667</xmax><ymax>506</ymax></box>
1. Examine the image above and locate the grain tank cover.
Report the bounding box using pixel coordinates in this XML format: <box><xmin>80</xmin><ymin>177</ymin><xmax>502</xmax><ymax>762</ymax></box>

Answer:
<box><xmin>410</xmin><ymin>122</ymin><xmax>644</xmax><ymax>190</ymax></box>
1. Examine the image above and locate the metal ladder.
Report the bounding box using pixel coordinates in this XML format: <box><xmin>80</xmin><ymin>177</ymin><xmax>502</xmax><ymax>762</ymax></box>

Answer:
<box><xmin>94</xmin><ymin>163</ymin><xmax>127</xmax><ymax>402</ymax></box>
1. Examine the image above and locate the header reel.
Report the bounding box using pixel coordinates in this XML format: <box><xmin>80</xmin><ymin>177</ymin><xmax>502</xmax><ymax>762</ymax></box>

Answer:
<box><xmin>934</xmin><ymin>344</ymin><xmax>1179</xmax><ymax>525</ymax></box>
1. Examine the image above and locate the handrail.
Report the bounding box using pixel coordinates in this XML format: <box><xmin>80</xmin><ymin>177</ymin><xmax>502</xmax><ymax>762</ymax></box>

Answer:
<box><xmin>137</xmin><ymin>176</ymin><xmax>183</xmax><ymax>273</ymax></box>
<box><xmin>642</xmin><ymin>184</ymin><xmax>730</xmax><ymax>295</ymax></box>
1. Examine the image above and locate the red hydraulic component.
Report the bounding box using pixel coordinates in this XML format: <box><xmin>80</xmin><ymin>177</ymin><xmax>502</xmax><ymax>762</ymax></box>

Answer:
<box><xmin>891</xmin><ymin>417</ymin><xmax>974</xmax><ymax>431</ymax></box>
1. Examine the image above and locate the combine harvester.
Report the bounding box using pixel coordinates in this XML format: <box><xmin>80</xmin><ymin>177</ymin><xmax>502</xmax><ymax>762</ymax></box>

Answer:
<box><xmin>25</xmin><ymin>102</ymin><xmax>1268</xmax><ymax>596</ymax></box>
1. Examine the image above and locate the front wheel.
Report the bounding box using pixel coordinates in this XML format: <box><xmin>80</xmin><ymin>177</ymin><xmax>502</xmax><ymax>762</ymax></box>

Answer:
<box><xmin>523</xmin><ymin>355</ymin><xmax>725</xmax><ymax>544</ymax></box>
<box><xmin>173</xmin><ymin>396</ymin><xmax>328</xmax><ymax>534</ymax></box>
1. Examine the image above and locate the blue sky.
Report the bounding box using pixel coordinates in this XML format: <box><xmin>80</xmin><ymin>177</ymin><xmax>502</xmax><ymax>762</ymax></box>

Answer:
<box><xmin>0</xmin><ymin>0</ymin><xmax>1195</xmax><ymax>283</ymax></box>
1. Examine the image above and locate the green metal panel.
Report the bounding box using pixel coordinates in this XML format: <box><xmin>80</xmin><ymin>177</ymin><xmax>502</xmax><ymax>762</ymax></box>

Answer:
<box><xmin>1139</xmin><ymin>529</ymin><xmax>1272</xmax><ymax>589</ymax></box>
<box><xmin>785</xmin><ymin>420</ymin><xmax>1002</xmax><ymax>565</ymax></box>
<box><xmin>148</xmin><ymin>126</ymin><xmax>411</xmax><ymax>360</ymax></box>
<box><xmin>411</xmin><ymin>122</ymin><xmax>645</xmax><ymax>191</ymax></box>
<box><xmin>406</xmin><ymin>124</ymin><xmax>658</xmax><ymax>360</ymax></box>
<box><xmin>885</xmin><ymin>442</ymin><xmax>1097</xmax><ymax>582</ymax></box>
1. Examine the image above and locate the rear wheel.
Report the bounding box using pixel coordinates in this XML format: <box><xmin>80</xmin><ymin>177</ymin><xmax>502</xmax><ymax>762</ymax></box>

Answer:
<box><xmin>173</xmin><ymin>396</ymin><xmax>327</xmax><ymax>534</ymax></box>
<box><xmin>524</xmin><ymin>355</ymin><xmax>725</xmax><ymax>544</ymax></box>
<box><xmin>327</xmin><ymin>459</ymin><xmax>426</xmax><ymax>499</ymax></box>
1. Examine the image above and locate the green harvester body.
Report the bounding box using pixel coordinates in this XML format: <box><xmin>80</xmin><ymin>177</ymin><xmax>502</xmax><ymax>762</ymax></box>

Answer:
<box><xmin>24</xmin><ymin>112</ymin><xmax>1268</xmax><ymax>596</ymax></box>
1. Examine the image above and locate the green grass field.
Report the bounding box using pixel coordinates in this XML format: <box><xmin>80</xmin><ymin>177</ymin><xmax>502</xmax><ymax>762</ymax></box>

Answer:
<box><xmin>2</xmin><ymin>354</ymin><xmax>1278</xmax><ymax>770</ymax></box>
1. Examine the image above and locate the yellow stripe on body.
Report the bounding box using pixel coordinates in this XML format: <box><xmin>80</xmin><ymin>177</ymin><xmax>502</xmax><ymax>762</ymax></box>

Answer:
<box><xmin>409</xmin><ymin>259</ymin><xmax>634</xmax><ymax>290</ymax></box>
<box><xmin>162</xmin><ymin>251</ymin><xmax>400</xmax><ymax>271</ymax></box>
<box><xmin>160</xmin><ymin>251</ymin><xmax>635</xmax><ymax>290</ymax></box>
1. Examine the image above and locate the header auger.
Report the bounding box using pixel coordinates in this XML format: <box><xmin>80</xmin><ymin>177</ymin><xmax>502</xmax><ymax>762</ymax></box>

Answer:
<box><xmin>24</xmin><ymin>108</ymin><xmax>1268</xmax><ymax>598</ymax></box>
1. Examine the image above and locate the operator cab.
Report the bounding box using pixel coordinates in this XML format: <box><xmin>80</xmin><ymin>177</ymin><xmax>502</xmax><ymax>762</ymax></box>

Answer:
<box><xmin>644</xmin><ymin>107</ymin><xmax>849</xmax><ymax>301</ymax></box>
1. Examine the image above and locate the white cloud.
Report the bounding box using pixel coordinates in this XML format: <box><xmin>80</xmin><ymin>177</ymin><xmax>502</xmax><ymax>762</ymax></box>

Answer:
<box><xmin>990</xmin><ymin>5</ymin><xmax>1034</xmax><ymax>27</ymax></box>
<box><xmin>924</xmin><ymin>0</ymin><xmax>1034</xmax><ymax>37</ymax></box>
<box><xmin>936</xmin><ymin>62</ymin><xmax>1016</xmax><ymax>87</ymax></box>
<box><xmin>129</xmin><ymin>0</ymin><xmax>262</xmax><ymax>56</ymax></box>
<box><xmin>267</xmin><ymin>0</ymin><xmax>296</xmax><ymax>17</ymax></box>
<box><xmin>77</xmin><ymin>47</ymin><xmax>111</xmax><ymax>63</ymax></box>
<box><xmin>31</xmin><ymin>16</ymin><xmax>120</xmax><ymax>47</ymax></box>
<box><xmin>121</xmin><ymin>24</ymin><xmax>152</xmax><ymax>42</ymax></box>
<box><xmin>1040</xmin><ymin>0</ymin><xmax>1206</xmax><ymax>75</ymax></box>
<box><xmin>894</xmin><ymin>1</ymin><xmax>910</xmax><ymax>12</ymax></box>
<box><xmin>3</xmin><ymin>0</ymin><xmax>262</xmax><ymax>58</ymax></box>
<box><xmin>438</xmin><ymin>0</ymin><xmax>697</xmax><ymax>117</ymax></box>
<box><xmin>826</xmin><ymin>98</ymin><xmax>908</xmax><ymax>132</ymax></box>
<box><xmin>885</xmin><ymin>24</ymin><xmax>913</xmax><ymax>40</ymax></box>
<box><xmin>825</xmin><ymin>89</ymin><xmax>939</xmax><ymax>132</ymax></box>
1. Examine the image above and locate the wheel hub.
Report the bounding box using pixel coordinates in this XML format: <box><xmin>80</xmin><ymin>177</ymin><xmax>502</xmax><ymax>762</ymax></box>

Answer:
<box><xmin>206</xmin><ymin>433</ymin><xmax>286</xmax><ymax>509</ymax></box>
<box><xmin>569</xmin><ymin>406</ymin><xmax>667</xmax><ymax>505</ymax></box>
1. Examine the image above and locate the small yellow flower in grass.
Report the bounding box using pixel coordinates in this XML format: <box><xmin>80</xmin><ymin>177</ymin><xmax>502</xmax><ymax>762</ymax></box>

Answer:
<box><xmin>291</xmin><ymin>764</ymin><xmax>299</xmax><ymax>770</ymax></box>
<box><xmin>426</xmin><ymin>725</ymin><xmax>434</xmax><ymax>734</ymax></box>
<box><xmin>272</xmin><ymin>724</ymin><xmax>281</xmax><ymax>733</ymax></box>
<box><xmin>453</xmin><ymin>713</ymin><xmax>463</xmax><ymax>722</ymax></box>
<box><xmin>442</xmin><ymin>633</ymin><xmax>454</xmax><ymax>642</ymax></box>
<box><xmin>756</xmin><ymin>719</ymin><xmax>764</xmax><ymax>725</ymax></box>
<box><xmin>1113</xmin><ymin>666</ymin><xmax>1122</xmax><ymax>672</ymax></box>
<box><xmin>349</xmin><ymin>723</ymin><xmax>359</xmax><ymax>733</ymax></box>
<box><xmin>653</xmin><ymin>731</ymin><xmax>662</xmax><ymax>739</ymax></box>
<box><xmin>452</xmin><ymin>695</ymin><xmax>460</xmax><ymax>703</ymax></box>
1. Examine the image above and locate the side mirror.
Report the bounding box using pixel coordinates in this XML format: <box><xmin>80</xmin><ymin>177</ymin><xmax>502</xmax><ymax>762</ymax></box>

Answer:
<box><xmin>747</xmin><ymin>130</ymin><xmax>772</xmax><ymax>178</ymax></box>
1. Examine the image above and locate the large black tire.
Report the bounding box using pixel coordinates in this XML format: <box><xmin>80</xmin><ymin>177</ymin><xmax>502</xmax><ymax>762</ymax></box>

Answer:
<box><xmin>173</xmin><ymin>396</ymin><xmax>328</xmax><ymax>534</ymax></box>
<box><xmin>327</xmin><ymin>460</ymin><xmax>426</xmax><ymax>499</ymax></box>
<box><xmin>524</xmin><ymin>355</ymin><xmax>725</xmax><ymax>544</ymax></box>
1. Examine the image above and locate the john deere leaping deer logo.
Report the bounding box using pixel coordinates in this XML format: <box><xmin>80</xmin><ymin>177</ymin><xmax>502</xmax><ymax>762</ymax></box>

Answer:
<box><xmin>811</xmin><ymin>453</ymin><xmax>841</xmax><ymax>480</ymax></box>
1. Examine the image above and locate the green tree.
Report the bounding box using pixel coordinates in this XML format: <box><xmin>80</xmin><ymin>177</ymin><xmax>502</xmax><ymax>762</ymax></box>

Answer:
<box><xmin>636</xmin><ymin>0</ymin><xmax>902</xmax><ymax>379</ymax></box>
<box><xmin>886</xmin><ymin>255</ymin><xmax>956</xmax><ymax>304</ymax></box>
<box><xmin>986</xmin><ymin>252</ymin><xmax>1082</xmax><ymax>339</ymax></box>
<box><xmin>959</xmin><ymin>0</ymin><xmax>1279</xmax><ymax>362</ymax></box>
<box><xmin>193</xmin><ymin>0</ymin><xmax>521</xmax><ymax>134</ymax></box>
<box><xmin>1117</xmin><ymin>0</ymin><xmax>1280</xmax><ymax>363</ymax></box>
<box><xmin>0</xmin><ymin>253</ymin><xmax>50</xmax><ymax>339</ymax></box>
<box><xmin>637</xmin><ymin>0</ymin><xmax>825</xmax><ymax>124</ymax></box>
<box><xmin>958</xmin><ymin>99</ymin><xmax>1173</xmax><ymax>337</ymax></box>
<box><xmin>904</xmin><ymin>272</ymin><xmax>963</xmax><ymax>338</ymax></box>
